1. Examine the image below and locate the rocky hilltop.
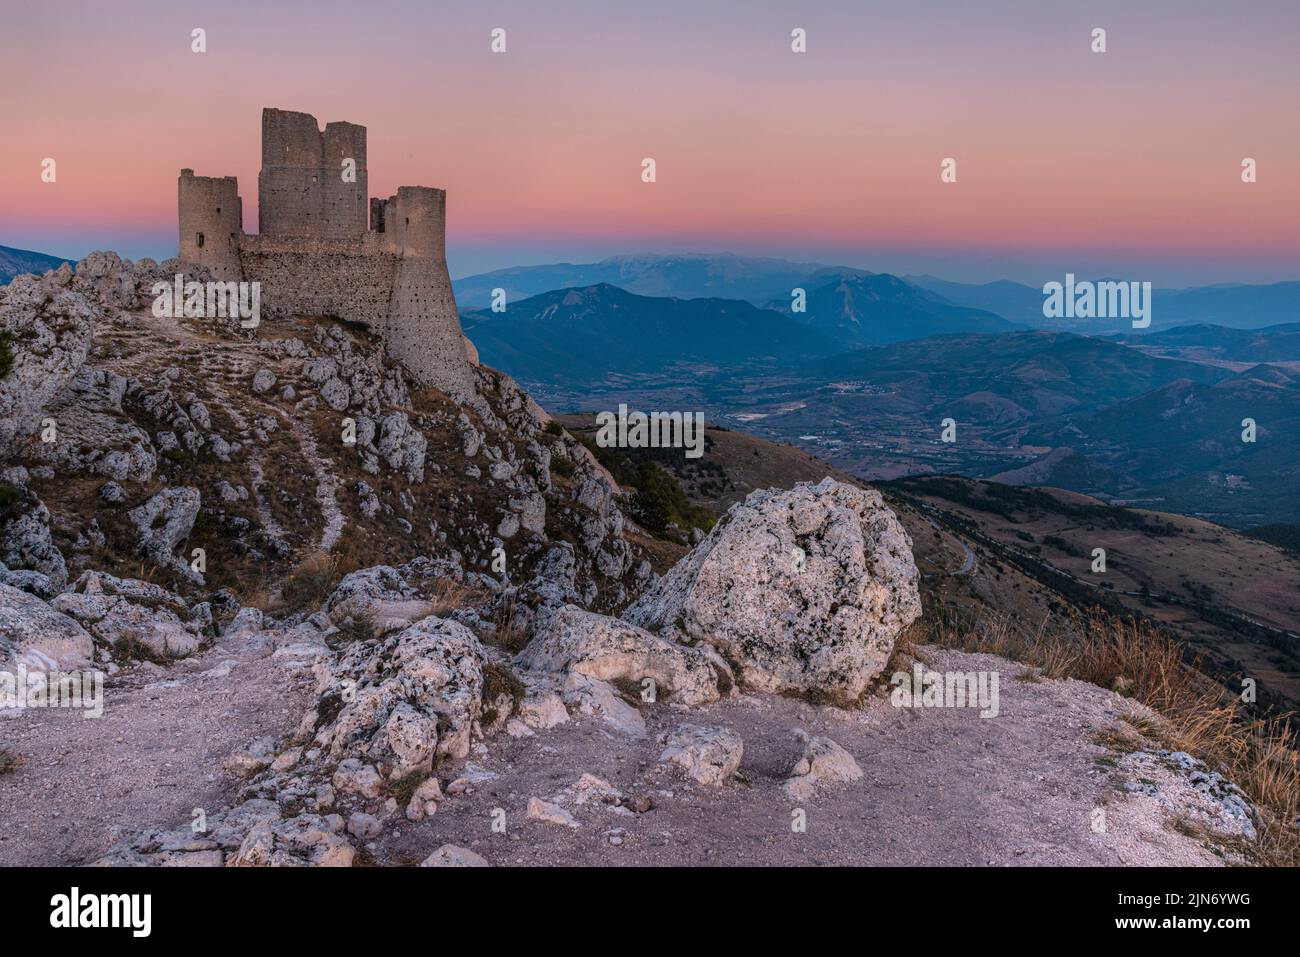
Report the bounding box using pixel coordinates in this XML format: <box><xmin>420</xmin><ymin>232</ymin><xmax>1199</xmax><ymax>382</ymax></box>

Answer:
<box><xmin>0</xmin><ymin>254</ymin><xmax>1272</xmax><ymax>866</ymax></box>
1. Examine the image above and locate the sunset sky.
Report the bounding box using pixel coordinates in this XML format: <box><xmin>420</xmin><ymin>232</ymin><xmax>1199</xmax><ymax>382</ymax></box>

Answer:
<box><xmin>2</xmin><ymin>0</ymin><xmax>1298</xmax><ymax>284</ymax></box>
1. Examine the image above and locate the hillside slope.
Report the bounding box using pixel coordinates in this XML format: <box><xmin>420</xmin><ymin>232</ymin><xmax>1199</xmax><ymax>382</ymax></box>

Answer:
<box><xmin>0</xmin><ymin>244</ymin><xmax>73</xmax><ymax>285</ymax></box>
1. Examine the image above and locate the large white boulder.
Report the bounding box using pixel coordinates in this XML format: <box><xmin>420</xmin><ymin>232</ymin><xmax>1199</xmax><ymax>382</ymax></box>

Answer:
<box><xmin>624</xmin><ymin>478</ymin><xmax>920</xmax><ymax>704</ymax></box>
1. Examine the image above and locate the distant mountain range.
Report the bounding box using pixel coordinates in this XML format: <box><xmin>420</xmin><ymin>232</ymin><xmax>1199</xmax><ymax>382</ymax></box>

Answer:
<box><xmin>460</xmin><ymin>283</ymin><xmax>839</xmax><ymax>382</ymax></box>
<box><xmin>460</xmin><ymin>271</ymin><xmax>1032</xmax><ymax>381</ymax></box>
<box><xmin>455</xmin><ymin>253</ymin><xmax>1300</xmax><ymax>334</ymax></box>
<box><xmin>0</xmin><ymin>245</ymin><xmax>73</xmax><ymax>284</ymax></box>
<box><xmin>453</xmin><ymin>253</ymin><xmax>867</xmax><ymax>308</ymax></box>
<box><xmin>768</xmin><ymin>273</ymin><xmax>1018</xmax><ymax>349</ymax></box>
<box><xmin>908</xmin><ymin>275</ymin><xmax>1300</xmax><ymax>332</ymax></box>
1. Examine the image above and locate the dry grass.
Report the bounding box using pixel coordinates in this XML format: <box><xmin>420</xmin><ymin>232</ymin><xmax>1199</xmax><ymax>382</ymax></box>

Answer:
<box><xmin>922</xmin><ymin>608</ymin><xmax>1300</xmax><ymax>866</ymax></box>
<box><xmin>276</xmin><ymin>551</ymin><xmax>344</xmax><ymax>615</ymax></box>
<box><xmin>0</xmin><ymin>749</ymin><xmax>24</xmax><ymax>776</ymax></box>
<box><xmin>484</xmin><ymin>593</ymin><xmax>531</xmax><ymax>655</ymax></box>
<box><xmin>428</xmin><ymin>576</ymin><xmax>482</xmax><ymax>617</ymax></box>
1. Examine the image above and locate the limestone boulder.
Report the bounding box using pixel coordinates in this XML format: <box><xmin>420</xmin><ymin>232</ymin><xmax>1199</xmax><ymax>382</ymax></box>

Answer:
<box><xmin>311</xmin><ymin>617</ymin><xmax>487</xmax><ymax>778</ymax></box>
<box><xmin>782</xmin><ymin>731</ymin><xmax>864</xmax><ymax>801</ymax></box>
<box><xmin>516</xmin><ymin>604</ymin><xmax>730</xmax><ymax>707</ymax></box>
<box><xmin>0</xmin><ymin>271</ymin><xmax>98</xmax><ymax>455</ymax></box>
<box><xmin>127</xmin><ymin>486</ymin><xmax>202</xmax><ymax>583</ymax></box>
<box><xmin>0</xmin><ymin>486</ymin><xmax>68</xmax><ymax>590</ymax></box>
<box><xmin>561</xmin><ymin>673</ymin><xmax>646</xmax><ymax>737</ymax></box>
<box><xmin>0</xmin><ymin>582</ymin><xmax>95</xmax><ymax>672</ymax></box>
<box><xmin>624</xmin><ymin>478</ymin><xmax>921</xmax><ymax>704</ymax></box>
<box><xmin>51</xmin><ymin>570</ymin><xmax>212</xmax><ymax>659</ymax></box>
<box><xmin>659</xmin><ymin>724</ymin><xmax>744</xmax><ymax>786</ymax></box>
<box><xmin>323</xmin><ymin>558</ymin><xmax>463</xmax><ymax>630</ymax></box>
<box><xmin>421</xmin><ymin>844</ymin><xmax>488</xmax><ymax>867</ymax></box>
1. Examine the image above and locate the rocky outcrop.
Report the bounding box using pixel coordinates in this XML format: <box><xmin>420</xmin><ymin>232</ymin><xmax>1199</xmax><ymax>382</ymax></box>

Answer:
<box><xmin>94</xmin><ymin>798</ymin><xmax>353</xmax><ymax>868</ymax></box>
<box><xmin>51</xmin><ymin>570</ymin><xmax>212</xmax><ymax>659</ymax></box>
<box><xmin>0</xmin><ymin>582</ymin><xmax>95</xmax><ymax>672</ymax></box>
<box><xmin>0</xmin><ymin>484</ymin><xmax>67</xmax><ymax>590</ymax></box>
<box><xmin>1119</xmin><ymin>749</ymin><xmax>1258</xmax><ymax>841</ymax></box>
<box><xmin>625</xmin><ymin>478</ymin><xmax>921</xmax><ymax>704</ymax></box>
<box><xmin>0</xmin><ymin>270</ymin><xmax>97</xmax><ymax>455</ymax></box>
<box><xmin>127</xmin><ymin>487</ymin><xmax>202</xmax><ymax>583</ymax></box>
<box><xmin>309</xmin><ymin>617</ymin><xmax>488</xmax><ymax>778</ymax></box>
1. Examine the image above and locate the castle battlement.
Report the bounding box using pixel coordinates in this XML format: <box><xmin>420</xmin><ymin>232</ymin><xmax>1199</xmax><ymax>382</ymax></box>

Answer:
<box><xmin>178</xmin><ymin>108</ymin><xmax>473</xmax><ymax>398</ymax></box>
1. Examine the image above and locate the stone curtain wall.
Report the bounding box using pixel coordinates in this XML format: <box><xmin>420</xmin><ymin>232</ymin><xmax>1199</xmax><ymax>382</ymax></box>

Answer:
<box><xmin>236</xmin><ymin>235</ymin><xmax>398</xmax><ymax>326</ymax></box>
<box><xmin>388</xmin><ymin>251</ymin><xmax>473</xmax><ymax>397</ymax></box>
<box><xmin>379</xmin><ymin>187</ymin><xmax>473</xmax><ymax>397</ymax></box>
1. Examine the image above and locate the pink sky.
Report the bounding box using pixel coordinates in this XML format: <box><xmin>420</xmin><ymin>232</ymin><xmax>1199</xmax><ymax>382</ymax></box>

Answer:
<box><xmin>2</xmin><ymin>0</ymin><xmax>1297</xmax><ymax>284</ymax></box>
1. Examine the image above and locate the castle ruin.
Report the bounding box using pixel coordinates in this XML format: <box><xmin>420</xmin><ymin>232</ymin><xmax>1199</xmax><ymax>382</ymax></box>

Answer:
<box><xmin>178</xmin><ymin>108</ymin><xmax>474</xmax><ymax>398</ymax></box>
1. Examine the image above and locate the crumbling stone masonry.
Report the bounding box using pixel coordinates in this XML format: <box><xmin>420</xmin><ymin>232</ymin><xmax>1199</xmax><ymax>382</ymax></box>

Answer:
<box><xmin>178</xmin><ymin>107</ymin><xmax>474</xmax><ymax>398</ymax></box>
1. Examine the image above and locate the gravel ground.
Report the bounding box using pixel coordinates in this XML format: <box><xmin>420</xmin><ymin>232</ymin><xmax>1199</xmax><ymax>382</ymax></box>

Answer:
<box><xmin>0</xmin><ymin>647</ymin><xmax>314</xmax><ymax>867</ymax></box>
<box><xmin>0</xmin><ymin>643</ymin><xmax>1239</xmax><ymax>867</ymax></box>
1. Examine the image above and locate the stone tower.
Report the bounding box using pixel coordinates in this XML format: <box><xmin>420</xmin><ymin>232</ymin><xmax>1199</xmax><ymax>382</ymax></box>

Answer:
<box><xmin>177</xmin><ymin>170</ymin><xmax>242</xmax><ymax>281</ymax></box>
<box><xmin>176</xmin><ymin>108</ymin><xmax>474</xmax><ymax>399</ymax></box>
<box><xmin>257</xmin><ymin>109</ymin><xmax>368</xmax><ymax>238</ymax></box>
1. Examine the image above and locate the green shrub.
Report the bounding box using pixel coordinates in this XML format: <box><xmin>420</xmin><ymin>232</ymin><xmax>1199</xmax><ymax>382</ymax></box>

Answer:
<box><xmin>574</xmin><ymin>436</ymin><xmax>714</xmax><ymax>539</ymax></box>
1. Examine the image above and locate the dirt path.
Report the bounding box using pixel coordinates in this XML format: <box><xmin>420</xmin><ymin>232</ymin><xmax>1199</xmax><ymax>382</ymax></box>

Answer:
<box><xmin>0</xmin><ymin>641</ymin><xmax>314</xmax><ymax>867</ymax></box>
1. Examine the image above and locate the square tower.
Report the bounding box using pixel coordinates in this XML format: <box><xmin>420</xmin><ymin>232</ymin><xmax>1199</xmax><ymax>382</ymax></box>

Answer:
<box><xmin>257</xmin><ymin>108</ymin><xmax>368</xmax><ymax>237</ymax></box>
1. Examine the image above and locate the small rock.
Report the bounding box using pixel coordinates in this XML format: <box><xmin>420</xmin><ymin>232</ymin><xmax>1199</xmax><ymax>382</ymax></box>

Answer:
<box><xmin>251</xmin><ymin>368</ymin><xmax>277</xmax><ymax>394</ymax></box>
<box><xmin>527</xmin><ymin>797</ymin><xmax>579</xmax><ymax>828</ymax></box>
<box><xmin>782</xmin><ymin>731</ymin><xmax>863</xmax><ymax>801</ymax></box>
<box><xmin>660</xmin><ymin>724</ymin><xmax>744</xmax><ymax>786</ymax></box>
<box><xmin>421</xmin><ymin>844</ymin><xmax>489</xmax><ymax>867</ymax></box>
<box><xmin>347</xmin><ymin>812</ymin><xmax>382</xmax><ymax>840</ymax></box>
<box><xmin>332</xmin><ymin>758</ymin><xmax>384</xmax><ymax>799</ymax></box>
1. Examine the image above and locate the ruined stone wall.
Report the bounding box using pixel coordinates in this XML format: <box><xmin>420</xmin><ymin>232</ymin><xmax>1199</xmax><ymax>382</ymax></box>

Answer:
<box><xmin>258</xmin><ymin>108</ymin><xmax>368</xmax><ymax>238</ymax></box>
<box><xmin>178</xmin><ymin>170</ymin><xmax>243</xmax><ymax>281</ymax></box>
<box><xmin>236</xmin><ymin>234</ymin><xmax>398</xmax><ymax>326</ymax></box>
